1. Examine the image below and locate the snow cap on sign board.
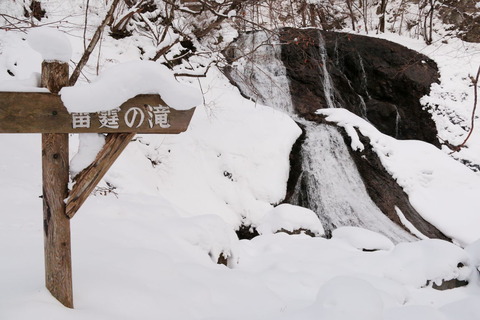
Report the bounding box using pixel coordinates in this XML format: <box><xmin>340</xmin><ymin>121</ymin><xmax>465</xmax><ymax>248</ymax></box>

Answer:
<box><xmin>60</xmin><ymin>61</ymin><xmax>203</xmax><ymax>113</ymax></box>
<box><xmin>27</xmin><ymin>27</ymin><xmax>72</xmax><ymax>63</ymax></box>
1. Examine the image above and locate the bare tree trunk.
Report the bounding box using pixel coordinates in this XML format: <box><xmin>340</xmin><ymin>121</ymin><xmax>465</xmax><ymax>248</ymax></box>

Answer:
<box><xmin>299</xmin><ymin>0</ymin><xmax>307</xmax><ymax>27</ymax></box>
<box><xmin>378</xmin><ymin>0</ymin><xmax>388</xmax><ymax>33</ymax></box>
<box><xmin>308</xmin><ymin>4</ymin><xmax>317</xmax><ymax>27</ymax></box>
<box><xmin>451</xmin><ymin>66</ymin><xmax>480</xmax><ymax>151</ymax></box>
<box><xmin>363</xmin><ymin>0</ymin><xmax>369</xmax><ymax>33</ymax></box>
<box><xmin>422</xmin><ymin>0</ymin><xmax>435</xmax><ymax>44</ymax></box>
<box><xmin>346</xmin><ymin>0</ymin><xmax>356</xmax><ymax>31</ymax></box>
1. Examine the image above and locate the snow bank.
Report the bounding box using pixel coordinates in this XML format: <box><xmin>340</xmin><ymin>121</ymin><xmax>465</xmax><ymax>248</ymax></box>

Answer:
<box><xmin>465</xmin><ymin>239</ymin><xmax>480</xmax><ymax>269</ymax></box>
<box><xmin>332</xmin><ymin>226</ymin><xmax>394</xmax><ymax>251</ymax></box>
<box><xmin>318</xmin><ymin>108</ymin><xmax>480</xmax><ymax>246</ymax></box>
<box><xmin>107</xmin><ymin>68</ymin><xmax>302</xmax><ymax>229</ymax></box>
<box><xmin>384</xmin><ymin>239</ymin><xmax>471</xmax><ymax>288</ymax></box>
<box><xmin>161</xmin><ymin>214</ymin><xmax>240</xmax><ymax>266</ymax></box>
<box><xmin>441</xmin><ymin>297</ymin><xmax>480</xmax><ymax>320</ymax></box>
<box><xmin>257</xmin><ymin>203</ymin><xmax>324</xmax><ymax>236</ymax></box>
<box><xmin>384</xmin><ymin>305</ymin><xmax>449</xmax><ymax>320</ymax></box>
<box><xmin>60</xmin><ymin>61</ymin><xmax>203</xmax><ymax>112</ymax></box>
<box><xmin>2</xmin><ymin>7</ymin><xmax>480</xmax><ymax>320</ymax></box>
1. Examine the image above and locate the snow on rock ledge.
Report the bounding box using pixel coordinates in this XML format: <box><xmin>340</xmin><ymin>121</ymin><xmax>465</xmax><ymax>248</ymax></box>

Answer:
<box><xmin>60</xmin><ymin>61</ymin><xmax>203</xmax><ymax>112</ymax></box>
<box><xmin>318</xmin><ymin>108</ymin><xmax>480</xmax><ymax>246</ymax></box>
<box><xmin>257</xmin><ymin>204</ymin><xmax>324</xmax><ymax>237</ymax></box>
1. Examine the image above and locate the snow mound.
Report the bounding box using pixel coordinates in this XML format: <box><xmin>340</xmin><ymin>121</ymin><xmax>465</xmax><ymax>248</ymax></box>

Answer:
<box><xmin>384</xmin><ymin>305</ymin><xmax>449</xmax><ymax>320</ymax></box>
<box><xmin>385</xmin><ymin>239</ymin><xmax>471</xmax><ymax>288</ymax></box>
<box><xmin>332</xmin><ymin>226</ymin><xmax>394</xmax><ymax>251</ymax></box>
<box><xmin>315</xmin><ymin>276</ymin><xmax>384</xmax><ymax>320</ymax></box>
<box><xmin>257</xmin><ymin>204</ymin><xmax>324</xmax><ymax>236</ymax></box>
<box><xmin>27</xmin><ymin>27</ymin><xmax>72</xmax><ymax>63</ymax></box>
<box><xmin>127</xmin><ymin>68</ymin><xmax>302</xmax><ymax>228</ymax></box>
<box><xmin>60</xmin><ymin>61</ymin><xmax>202</xmax><ymax>112</ymax></box>
<box><xmin>465</xmin><ymin>239</ymin><xmax>480</xmax><ymax>269</ymax></box>
<box><xmin>162</xmin><ymin>214</ymin><xmax>239</xmax><ymax>266</ymax></box>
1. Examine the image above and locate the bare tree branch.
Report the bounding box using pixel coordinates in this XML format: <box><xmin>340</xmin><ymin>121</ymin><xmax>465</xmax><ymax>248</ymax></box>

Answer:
<box><xmin>450</xmin><ymin>65</ymin><xmax>480</xmax><ymax>152</ymax></box>
<box><xmin>69</xmin><ymin>0</ymin><xmax>121</xmax><ymax>86</ymax></box>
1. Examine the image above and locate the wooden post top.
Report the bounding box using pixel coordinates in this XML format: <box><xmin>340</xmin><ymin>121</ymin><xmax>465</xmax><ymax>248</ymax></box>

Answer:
<box><xmin>0</xmin><ymin>92</ymin><xmax>195</xmax><ymax>134</ymax></box>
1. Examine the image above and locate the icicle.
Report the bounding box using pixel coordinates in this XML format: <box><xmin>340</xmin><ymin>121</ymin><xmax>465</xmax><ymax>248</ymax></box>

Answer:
<box><xmin>395</xmin><ymin>108</ymin><xmax>401</xmax><ymax>138</ymax></box>
<box><xmin>357</xmin><ymin>52</ymin><xmax>371</xmax><ymax>99</ymax></box>
<box><xmin>358</xmin><ymin>94</ymin><xmax>368</xmax><ymax>118</ymax></box>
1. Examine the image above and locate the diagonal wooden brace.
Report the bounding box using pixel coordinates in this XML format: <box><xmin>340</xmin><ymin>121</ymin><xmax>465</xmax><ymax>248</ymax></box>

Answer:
<box><xmin>66</xmin><ymin>132</ymin><xmax>136</xmax><ymax>219</ymax></box>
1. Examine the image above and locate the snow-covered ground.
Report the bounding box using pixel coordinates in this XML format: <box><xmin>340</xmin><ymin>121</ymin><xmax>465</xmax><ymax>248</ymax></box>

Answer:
<box><xmin>1</xmin><ymin>2</ymin><xmax>480</xmax><ymax>319</ymax></box>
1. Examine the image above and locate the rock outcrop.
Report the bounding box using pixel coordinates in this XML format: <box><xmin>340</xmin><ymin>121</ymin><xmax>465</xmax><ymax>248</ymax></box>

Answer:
<box><xmin>224</xmin><ymin>29</ymin><xmax>450</xmax><ymax>242</ymax></box>
<box><xmin>279</xmin><ymin>28</ymin><xmax>440</xmax><ymax>146</ymax></box>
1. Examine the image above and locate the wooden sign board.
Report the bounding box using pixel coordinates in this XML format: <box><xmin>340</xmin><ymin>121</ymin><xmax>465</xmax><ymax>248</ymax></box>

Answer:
<box><xmin>0</xmin><ymin>92</ymin><xmax>195</xmax><ymax>134</ymax></box>
<box><xmin>1</xmin><ymin>60</ymin><xmax>198</xmax><ymax>309</ymax></box>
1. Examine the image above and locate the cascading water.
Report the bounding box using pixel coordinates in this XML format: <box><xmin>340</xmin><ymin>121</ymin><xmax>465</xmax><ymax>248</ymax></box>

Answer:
<box><xmin>356</xmin><ymin>53</ymin><xmax>370</xmax><ymax>118</ymax></box>
<box><xmin>357</xmin><ymin>53</ymin><xmax>371</xmax><ymax>99</ymax></box>
<box><xmin>395</xmin><ymin>108</ymin><xmax>401</xmax><ymax>138</ymax></box>
<box><xmin>226</xmin><ymin>31</ymin><xmax>416</xmax><ymax>242</ymax></box>
<box><xmin>291</xmin><ymin>121</ymin><xmax>414</xmax><ymax>241</ymax></box>
<box><xmin>225</xmin><ymin>32</ymin><xmax>294</xmax><ymax>114</ymax></box>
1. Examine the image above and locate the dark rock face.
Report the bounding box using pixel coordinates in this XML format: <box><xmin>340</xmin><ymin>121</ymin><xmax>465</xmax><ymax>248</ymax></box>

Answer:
<box><xmin>279</xmin><ymin>28</ymin><xmax>440</xmax><ymax>146</ymax></box>
<box><xmin>341</xmin><ymin>127</ymin><xmax>450</xmax><ymax>241</ymax></box>
<box><xmin>283</xmin><ymin>116</ymin><xmax>450</xmax><ymax>241</ymax></box>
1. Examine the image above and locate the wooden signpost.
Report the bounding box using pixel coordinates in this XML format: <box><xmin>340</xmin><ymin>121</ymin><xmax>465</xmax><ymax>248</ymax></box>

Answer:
<box><xmin>0</xmin><ymin>61</ymin><xmax>196</xmax><ymax>308</ymax></box>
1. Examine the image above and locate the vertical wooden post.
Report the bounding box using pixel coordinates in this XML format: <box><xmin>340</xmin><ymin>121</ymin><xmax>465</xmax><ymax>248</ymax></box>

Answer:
<box><xmin>41</xmin><ymin>61</ymin><xmax>73</xmax><ymax>308</ymax></box>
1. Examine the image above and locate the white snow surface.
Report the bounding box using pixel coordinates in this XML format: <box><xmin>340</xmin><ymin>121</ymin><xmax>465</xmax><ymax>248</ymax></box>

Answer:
<box><xmin>466</xmin><ymin>239</ymin><xmax>480</xmax><ymax>269</ymax></box>
<box><xmin>257</xmin><ymin>203</ymin><xmax>324</xmax><ymax>236</ymax></box>
<box><xmin>27</xmin><ymin>27</ymin><xmax>72</xmax><ymax>63</ymax></box>
<box><xmin>332</xmin><ymin>226</ymin><xmax>395</xmax><ymax>251</ymax></box>
<box><xmin>60</xmin><ymin>61</ymin><xmax>203</xmax><ymax>112</ymax></box>
<box><xmin>0</xmin><ymin>73</ymin><xmax>47</xmax><ymax>92</ymax></box>
<box><xmin>1</xmin><ymin>4</ymin><xmax>480</xmax><ymax>320</ymax></box>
